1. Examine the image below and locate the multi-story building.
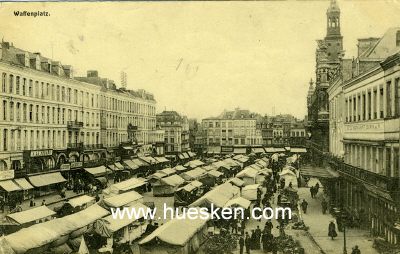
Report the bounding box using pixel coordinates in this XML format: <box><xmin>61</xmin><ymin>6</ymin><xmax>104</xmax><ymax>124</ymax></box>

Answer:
<box><xmin>328</xmin><ymin>27</ymin><xmax>400</xmax><ymax>244</ymax></box>
<box><xmin>0</xmin><ymin>40</ymin><xmax>156</xmax><ymax>182</ymax></box>
<box><xmin>156</xmin><ymin>111</ymin><xmax>190</xmax><ymax>156</ymax></box>
<box><xmin>202</xmin><ymin>108</ymin><xmax>263</xmax><ymax>154</ymax></box>
<box><xmin>289</xmin><ymin>121</ymin><xmax>307</xmax><ymax>146</ymax></box>
<box><xmin>306</xmin><ymin>0</ymin><xmax>345</xmax><ymax>165</ymax></box>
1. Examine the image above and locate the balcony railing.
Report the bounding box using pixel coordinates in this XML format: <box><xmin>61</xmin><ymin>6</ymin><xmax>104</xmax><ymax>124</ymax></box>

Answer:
<box><xmin>67</xmin><ymin>121</ymin><xmax>83</xmax><ymax>129</ymax></box>
<box><xmin>67</xmin><ymin>142</ymin><xmax>83</xmax><ymax>149</ymax></box>
<box><xmin>84</xmin><ymin>144</ymin><xmax>104</xmax><ymax>150</ymax></box>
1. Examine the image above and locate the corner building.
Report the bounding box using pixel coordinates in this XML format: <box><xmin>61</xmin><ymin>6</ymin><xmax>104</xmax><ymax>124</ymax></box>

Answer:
<box><xmin>0</xmin><ymin>41</ymin><xmax>156</xmax><ymax>185</ymax></box>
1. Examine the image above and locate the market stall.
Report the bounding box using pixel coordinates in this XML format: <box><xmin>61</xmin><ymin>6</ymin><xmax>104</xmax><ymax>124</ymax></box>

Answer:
<box><xmin>190</xmin><ymin>182</ymin><xmax>240</xmax><ymax>209</ymax></box>
<box><xmin>279</xmin><ymin>168</ymin><xmax>298</xmax><ymax>188</ymax></box>
<box><xmin>180</xmin><ymin>168</ymin><xmax>207</xmax><ymax>181</ymax></box>
<box><xmin>184</xmin><ymin>159</ymin><xmax>205</xmax><ymax>169</ymax></box>
<box><xmin>95</xmin><ymin>202</ymin><xmax>150</xmax><ymax>245</ymax></box>
<box><xmin>241</xmin><ymin>184</ymin><xmax>261</xmax><ymax>201</ymax></box>
<box><xmin>103</xmin><ymin>191</ymin><xmax>143</xmax><ymax>208</ymax></box>
<box><xmin>54</xmin><ymin>195</ymin><xmax>95</xmax><ymax>217</ymax></box>
<box><xmin>174</xmin><ymin>180</ymin><xmax>203</xmax><ymax>207</ymax></box>
<box><xmin>152</xmin><ymin>175</ymin><xmax>185</xmax><ymax>197</ymax></box>
<box><xmin>5</xmin><ymin>204</ymin><xmax>109</xmax><ymax>254</ymax></box>
<box><xmin>6</xmin><ymin>205</ymin><xmax>55</xmax><ymax>227</ymax></box>
<box><xmin>139</xmin><ymin>214</ymin><xmax>209</xmax><ymax>254</ymax></box>
<box><xmin>106</xmin><ymin>177</ymin><xmax>147</xmax><ymax>195</ymax></box>
<box><xmin>236</xmin><ymin>167</ymin><xmax>266</xmax><ymax>185</ymax></box>
<box><xmin>224</xmin><ymin>196</ymin><xmax>251</xmax><ymax>210</ymax></box>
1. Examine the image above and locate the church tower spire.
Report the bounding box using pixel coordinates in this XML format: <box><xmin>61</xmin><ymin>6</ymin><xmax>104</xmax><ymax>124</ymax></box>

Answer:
<box><xmin>326</xmin><ymin>0</ymin><xmax>341</xmax><ymax>38</ymax></box>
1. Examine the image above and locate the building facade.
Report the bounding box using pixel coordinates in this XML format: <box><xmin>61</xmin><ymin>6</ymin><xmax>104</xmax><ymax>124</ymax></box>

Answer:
<box><xmin>202</xmin><ymin>108</ymin><xmax>263</xmax><ymax>152</ymax></box>
<box><xmin>327</xmin><ymin>27</ymin><xmax>400</xmax><ymax>244</ymax></box>
<box><xmin>0</xmin><ymin>40</ymin><xmax>157</xmax><ymax>180</ymax></box>
<box><xmin>156</xmin><ymin>111</ymin><xmax>190</xmax><ymax>155</ymax></box>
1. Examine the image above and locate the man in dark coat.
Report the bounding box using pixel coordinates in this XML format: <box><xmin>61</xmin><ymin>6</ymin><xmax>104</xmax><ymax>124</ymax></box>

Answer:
<box><xmin>255</xmin><ymin>226</ymin><xmax>262</xmax><ymax>250</ymax></box>
<box><xmin>239</xmin><ymin>235</ymin><xmax>245</xmax><ymax>254</ymax></box>
<box><xmin>301</xmin><ymin>199</ymin><xmax>308</xmax><ymax>214</ymax></box>
<box><xmin>328</xmin><ymin>221</ymin><xmax>338</xmax><ymax>240</ymax></box>
<box><xmin>250</xmin><ymin>229</ymin><xmax>257</xmax><ymax>250</ymax></box>
<box><xmin>264</xmin><ymin>220</ymin><xmax>273</xmax><ymax>234</ymax></box>
<box><xmin>351</xmin><ymin>245</ymin><xmax>361</xmax><ymax>254</ymax></box>
<box><xmin>245</xmin><ymin>232</ymin><xmax>251</xmax><ymax>254</ymax></box>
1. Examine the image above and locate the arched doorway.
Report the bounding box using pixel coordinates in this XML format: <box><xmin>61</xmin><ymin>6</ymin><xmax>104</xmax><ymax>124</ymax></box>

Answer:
<box><xmin>46</xmin><ymin>157</ymin><xmax>55</xmax><ymax>170</ymax></box>
<box><xmin>57</xmin><ymin>154</ymin><xmax>67</xmax><ymax>167</ymax></box>
<box><xmin>30</xmin><ymin>158</ymin><xmax>44</xmax><ymax>173</ymax></box>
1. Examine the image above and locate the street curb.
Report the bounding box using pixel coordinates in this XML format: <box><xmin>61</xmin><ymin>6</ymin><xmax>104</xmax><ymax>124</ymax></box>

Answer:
<box><xmin>304</xmin><ymin>230</ymin><xmax>326</xmax><ymax>254</ymax></box>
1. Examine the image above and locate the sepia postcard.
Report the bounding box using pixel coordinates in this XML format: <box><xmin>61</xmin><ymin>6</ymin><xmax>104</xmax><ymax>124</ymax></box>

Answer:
<box><xmin>0</xmin><ymin>0</ymin><xmax>399</xmax><ymax>253</ymax></box>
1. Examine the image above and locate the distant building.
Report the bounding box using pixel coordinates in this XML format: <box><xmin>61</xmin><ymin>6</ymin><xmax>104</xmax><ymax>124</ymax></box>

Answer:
<box><xmin>156</xmin><ymin>111</ymin><xmax>190</xmax><ymax>156</ymax></box>
<box><xmin>202</xmin><ymin>108</ymin><xmax>263</xmax><ymax>154</ymax></box>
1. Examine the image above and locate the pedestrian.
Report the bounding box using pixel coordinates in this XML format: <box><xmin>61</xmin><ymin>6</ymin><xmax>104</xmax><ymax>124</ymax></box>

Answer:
<box><xmin>250</xmin><ymin>229</ymin><xmax>256</xmax><ymax>250</ymax></box>
<box><xmin>321</xmin><ymin>199</ymin><xmax>328</xmax><ymax>214</ymax></box>
<box><xmin>239</xmin><ymin>235</ymin><xmax>245</xmax><ymax>254</ymax></box>
<box><xmin>301</xmin><ymin>199</ymin><xmax>308</xmax><ymax>214</ymax></box>
<box><xmin>255</xmin><ymin>226</ymin><xmax>262</xmax><ymax>250</ymax></box>
<box><xmin>351</xmin><ymin>245</ymin><xmax>361</xmax><ymax>254</ymax></box>
<box><xmin>245</xmin><ymin>232</ymin><xmax>251</xmax><ymax>254</ymax></box>
<box><xmin>95</xmin><ymin>193</ymin><xmax>100</xmax><ymax>202</ymax></box>
<box><xmin>262</xmin><ymin>232</ymin><xmax>273</xmax><ymax>252</ymax></box>
<box><xmin>231</xmin><ymin>220</ymin><xmax>238</xmax><ymax>234</ymax></box>
<box><xmin>264</xmin><ymin>220</ymin><xmax>273</xmax><ymax>234</ymax></box>
<box><xmin>41</xmin><ymin>199</ymin><xmax>46</xmax><ymax>206</ymax></box>
<box><xmin>29</xmin><ymin>197</ymin><xmax>35</xmax><ymax>207</ymax></box>
<box><xmin>328</xmin><ymin>221</ymin><xmax>338</xmax><ymax>240</ymax></box>
<box><xmin>310</xmin><ymin>186</ymin><xmax>315</xmax><ymax>198</ymax></box>
<box><xmin>315</xmin><ymin>182</ymin><xmax>320</xmax><ymax>193</ymax></box>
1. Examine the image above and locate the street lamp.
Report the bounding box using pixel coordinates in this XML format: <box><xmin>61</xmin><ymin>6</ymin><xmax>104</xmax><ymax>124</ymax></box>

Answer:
<box><xmin>341</xmin><ymin>211</ymin><xmax>347</xmax><ymax>254</ymax></box>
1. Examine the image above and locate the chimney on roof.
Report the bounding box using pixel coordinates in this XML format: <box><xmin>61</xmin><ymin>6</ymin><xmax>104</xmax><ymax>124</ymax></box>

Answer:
<box><xmin>87</xmin><ymin>70</ymin><xmax>98</xmax><ymax>78</ymax></box>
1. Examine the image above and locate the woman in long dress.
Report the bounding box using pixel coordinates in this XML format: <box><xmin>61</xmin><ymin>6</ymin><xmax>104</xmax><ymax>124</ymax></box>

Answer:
<box><xmin>328</xmin><ymin>221</ymin><xmax>338</xmax><ymax>240</ymax></box>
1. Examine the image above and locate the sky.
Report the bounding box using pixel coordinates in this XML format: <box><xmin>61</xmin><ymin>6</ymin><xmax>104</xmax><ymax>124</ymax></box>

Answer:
<box><xmin>1</xmin><ymin>1</ymin><xmax>399</xmax><ymax>120</ymax></box>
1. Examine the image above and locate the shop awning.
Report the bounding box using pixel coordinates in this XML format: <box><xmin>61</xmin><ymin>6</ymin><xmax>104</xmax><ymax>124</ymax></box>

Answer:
<box><xmin>300</xmin><ymin>166</ymin><xmax>339</xmax><ymax>179</ymax></box>
<box><xmin>252</xmin><ymin>147</ymin><xmax>265</xmax><ymax>153</ymax></box>
<box><xmin>291</xmin><ymin>148</ymin><xmax>307</xmax><ymax>153</ymax></box>
<box><xmin>115</xmin><ymin>162</ymin><xmax>124</xmax><ymax>170</ymax></box>
<box><xmin>84</xmin><ymin>166</ymin><xmax>112</xmax><ymax>177</ymax></box>
<box><xmin>157</xmin><ymin>168</ymin><xmax>176</xmax><ymax>176</ymax></box>
<box><xmin>110</xmin><ymin>178</ymin><xmax>147</xmax><ymax>192</ymax></box>
<box><xmin>208</xmin><ymin>170</ymin><xmax>224</xmax><ymax>178</ymax></box>
<box><xmin>14</xmin><ymin>178</ymin><xmax>34</xmax><ymax>190</ymax></box>
<box><xmin>183</xmin><ymin>153</ymin><xmax>190</xmax><ymax>159</ymax></box>
<box><xmin>123</xmin><ymin>160</ymin><xmax>139</xmax><ymax>170</ymax></box>
<box><xmin>131</xmin><ymin>158</ymin><xmax>149</xmax><ymax>167</ymax></box>
<box><xmin>177</xmin><ymin>180</ymin><xmax>203</xmax><ymax>192</ymax></box>
<box><xmin>139</xmin><ymin>156</ymin><xmax>158</xmax><ymax>165</ymax></box>
<box><xmin>28</xmin><ymin>172</ymin><xmax>66</xmax><ymax>187</ymax></box>
<box><xmin>98</xmin><ymin>202</ymin><xmax>149</xmax><ymax>234</ymax></box>
<box><xmin>0</xmin><ymin>180</ymin><xmax>21</xmax><ymax>192</ymax></box>
<box><xmin>122</xmin><ymin>146</ymin><xmax>134</xmax><ymax>150</ymax></box>
<box><xmin>188</xmin><ymin>152</ymin><xmax>196</xmax><ymax>157</ymax></box>
<box><xmin>6</xmin><ymin>205</ymin><xmax>56</xmax><ymax>225</ymax></box>
<box><xmin>68</xmin><ymin>195</ymin><xmax>95</xmax><ymax>208</ymax></box>
<box><xmin>265</xmin><ymin>147</ymin><xmax>275</xmax><ymax>153</ymax></box>
<box><xmin>233</xmin><ymin>148</ymin><xmax>246</xmax><ymax>154</ymax></box>
<box><xmin>159</xmin><ymin>175</ymin><xmax>185</xmax><ymax>187</ymax></box>
<box><xmin>103</xmin><ymin>191</ymin><xmax>143</xmax><ymax>208</ymax></box>
<box><xmin>173</xmin><ymin>165</ymin><xmax>187</xmax><ymax>172</ymax></box>
<box><xmin>178</xmin><ymin>154</ymin><xmax>185</xmax><ymax>160</ymax></box>
<box><xmin>154</xmin><ymin>157</ymin><xmax>169</xmax><ymax>163</ymax></box>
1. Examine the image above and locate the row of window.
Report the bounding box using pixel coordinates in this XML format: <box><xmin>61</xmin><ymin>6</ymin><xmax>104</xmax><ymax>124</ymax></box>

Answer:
<box><xmin>203</xmin><ymin>120</ymin><xmax>257</xmax><ymax>128</ymax></box>
<box><xmin>1</xmin><ymin>72</ymin><xmax>156</xmax><ymax>116</ymax></box>
<box><xmin>207</xmin><ymin>137</ymin><xmax>262</xmax><ymax>146</ymax></box>
<box><xmin>343</xmin><ymin>77</ymin><xmax>400</xmax><ymax>122</ymax></box>
<box><xmin>1</xmin><ymin>99</ymin><xmax>156</xmax><ymax>130</ymax></box>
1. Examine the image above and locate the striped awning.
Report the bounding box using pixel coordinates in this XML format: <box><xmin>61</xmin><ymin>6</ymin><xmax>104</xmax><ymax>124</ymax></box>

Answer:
<box><xmin>0</xmin><ymin>180</ymin><xmax>21</xmax><ymax>192</ymax></box>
